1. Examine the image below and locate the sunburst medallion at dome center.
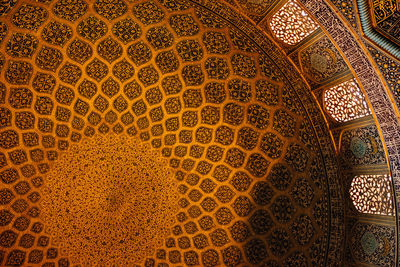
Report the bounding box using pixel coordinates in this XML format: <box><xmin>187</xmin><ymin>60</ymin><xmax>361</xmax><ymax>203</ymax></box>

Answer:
<box><xmin>40</xmin><ymin>134</ymin><xmax>178</xmax><ymax>265</ymax></box>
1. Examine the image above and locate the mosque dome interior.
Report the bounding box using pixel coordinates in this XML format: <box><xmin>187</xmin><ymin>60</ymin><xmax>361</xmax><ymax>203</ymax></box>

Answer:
<box><xmin>0</xmin><ymin>0</ymin><xmax>399</xmax><ymax>266</ymax></box>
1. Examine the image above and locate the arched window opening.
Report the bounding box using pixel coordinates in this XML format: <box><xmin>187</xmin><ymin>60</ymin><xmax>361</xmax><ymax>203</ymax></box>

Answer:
<box><xmin>269</xmin><ymin>0</ymin><xmax>319</xmax><ymax>45</ymax></box>
<box><xmin>324</xmin><ymin>79</ymin><xmax>371</xmax><ymax>122</ymax></box>
<box><xmin>349</xmin><ymin>174</ymin><xmax>394</xmax><ymax>216</ymax></box>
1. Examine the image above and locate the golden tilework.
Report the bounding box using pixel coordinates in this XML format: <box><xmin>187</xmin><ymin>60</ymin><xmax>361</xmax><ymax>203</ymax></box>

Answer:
<box><xmin>372</xmin><ymin>0</ymin><xmax>400</xmax><ymax>47</ymax></box>
<box><xmin>372</xmin><ymin>0</ymin><xmax>398</xmax><ymax>24</ymax></box>
<box><xmin>40</xmin><ymin>134</ymin><xmax>178</xmax><ymax>265</ymax></box>
<box><xmin>0</xmin><ymin>0</ymin><xmax>331</xmax><ymax>266</ymax></box>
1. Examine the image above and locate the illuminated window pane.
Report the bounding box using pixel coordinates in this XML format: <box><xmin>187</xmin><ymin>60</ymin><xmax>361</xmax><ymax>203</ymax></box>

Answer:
<box><xmin>324</xmin><ymin>79</ymin><xmax>371</xmax><ymax>122</ymax></box>
<box><xmin>350</xmin><ymin>174</ymin><xmax>394</xmax><ymax>216</ymax></box>
<box><xmin>269</xmin><ymin>0</ymin><xmax>318</xmax><ymax>45</ymax></box>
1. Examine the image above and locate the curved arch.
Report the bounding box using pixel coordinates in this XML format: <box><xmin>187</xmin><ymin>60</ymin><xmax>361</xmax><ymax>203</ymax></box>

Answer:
<box><xmin>188</xmin><ymin>0</ymin><xmax>345</xmax><ymax>265</ymax></box>
<box><xmin>299</xmin><ymin>0</ymin><xmax>400</xmax><ymax>264</ymax></box>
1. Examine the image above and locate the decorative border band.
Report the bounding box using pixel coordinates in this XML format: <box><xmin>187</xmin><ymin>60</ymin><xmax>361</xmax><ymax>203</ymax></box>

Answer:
<box><xmin>299</xmin><ymin>0</ymin><xmax>400</xmax><ymax>265</ymax></box>
<box><xmin>356</xmin><ymin>0</ymin><xmax>400</xmax><ymax>59</ymax></box>
<box><xmin>189</xmin><ymin>0</ymin><xmax>345</xmax><ymax>265</ymax></box>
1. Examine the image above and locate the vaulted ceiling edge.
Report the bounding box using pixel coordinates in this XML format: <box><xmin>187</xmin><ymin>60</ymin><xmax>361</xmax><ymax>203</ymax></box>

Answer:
<box><xmin>299</xmin><ymin>0</ymin><xmax>400</xmax><ymax>265</ymax></box>
<box><xmin>188</xmin><ymin>1</ymin><xmax>347</xmax><ymax>265</ymax></box>
<box><xmin>356</xmin><ymin>0</ymin><xmax>400</xmax><ymax>59</ymax></box>
<box><xmin>0</xmin><ymin>0</ymin><xmax>344</xmax><ymax>265</ymax></box>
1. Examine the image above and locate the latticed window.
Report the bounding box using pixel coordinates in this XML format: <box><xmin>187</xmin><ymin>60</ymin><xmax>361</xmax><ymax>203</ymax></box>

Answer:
<box><xmin>324</xmin><ymin>79</ymin><xmax>371</xmax><ymax>122</ymax></box>
<box><xmin>350</xmin><ymin>174</ymin><xmax>394</xmax><ymax>216</ymax></box>
<box><xmin>269</xmin><ymin>0</ymin><xmax>318</xmax><ymax>45</ymax></box>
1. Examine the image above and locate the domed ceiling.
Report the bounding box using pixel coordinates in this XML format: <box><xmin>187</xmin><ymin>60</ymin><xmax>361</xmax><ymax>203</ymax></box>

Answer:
<box><xmin>0</xmin><ymin>0</ymin><xmax>344</xmax><ymax>266</ymax></box>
